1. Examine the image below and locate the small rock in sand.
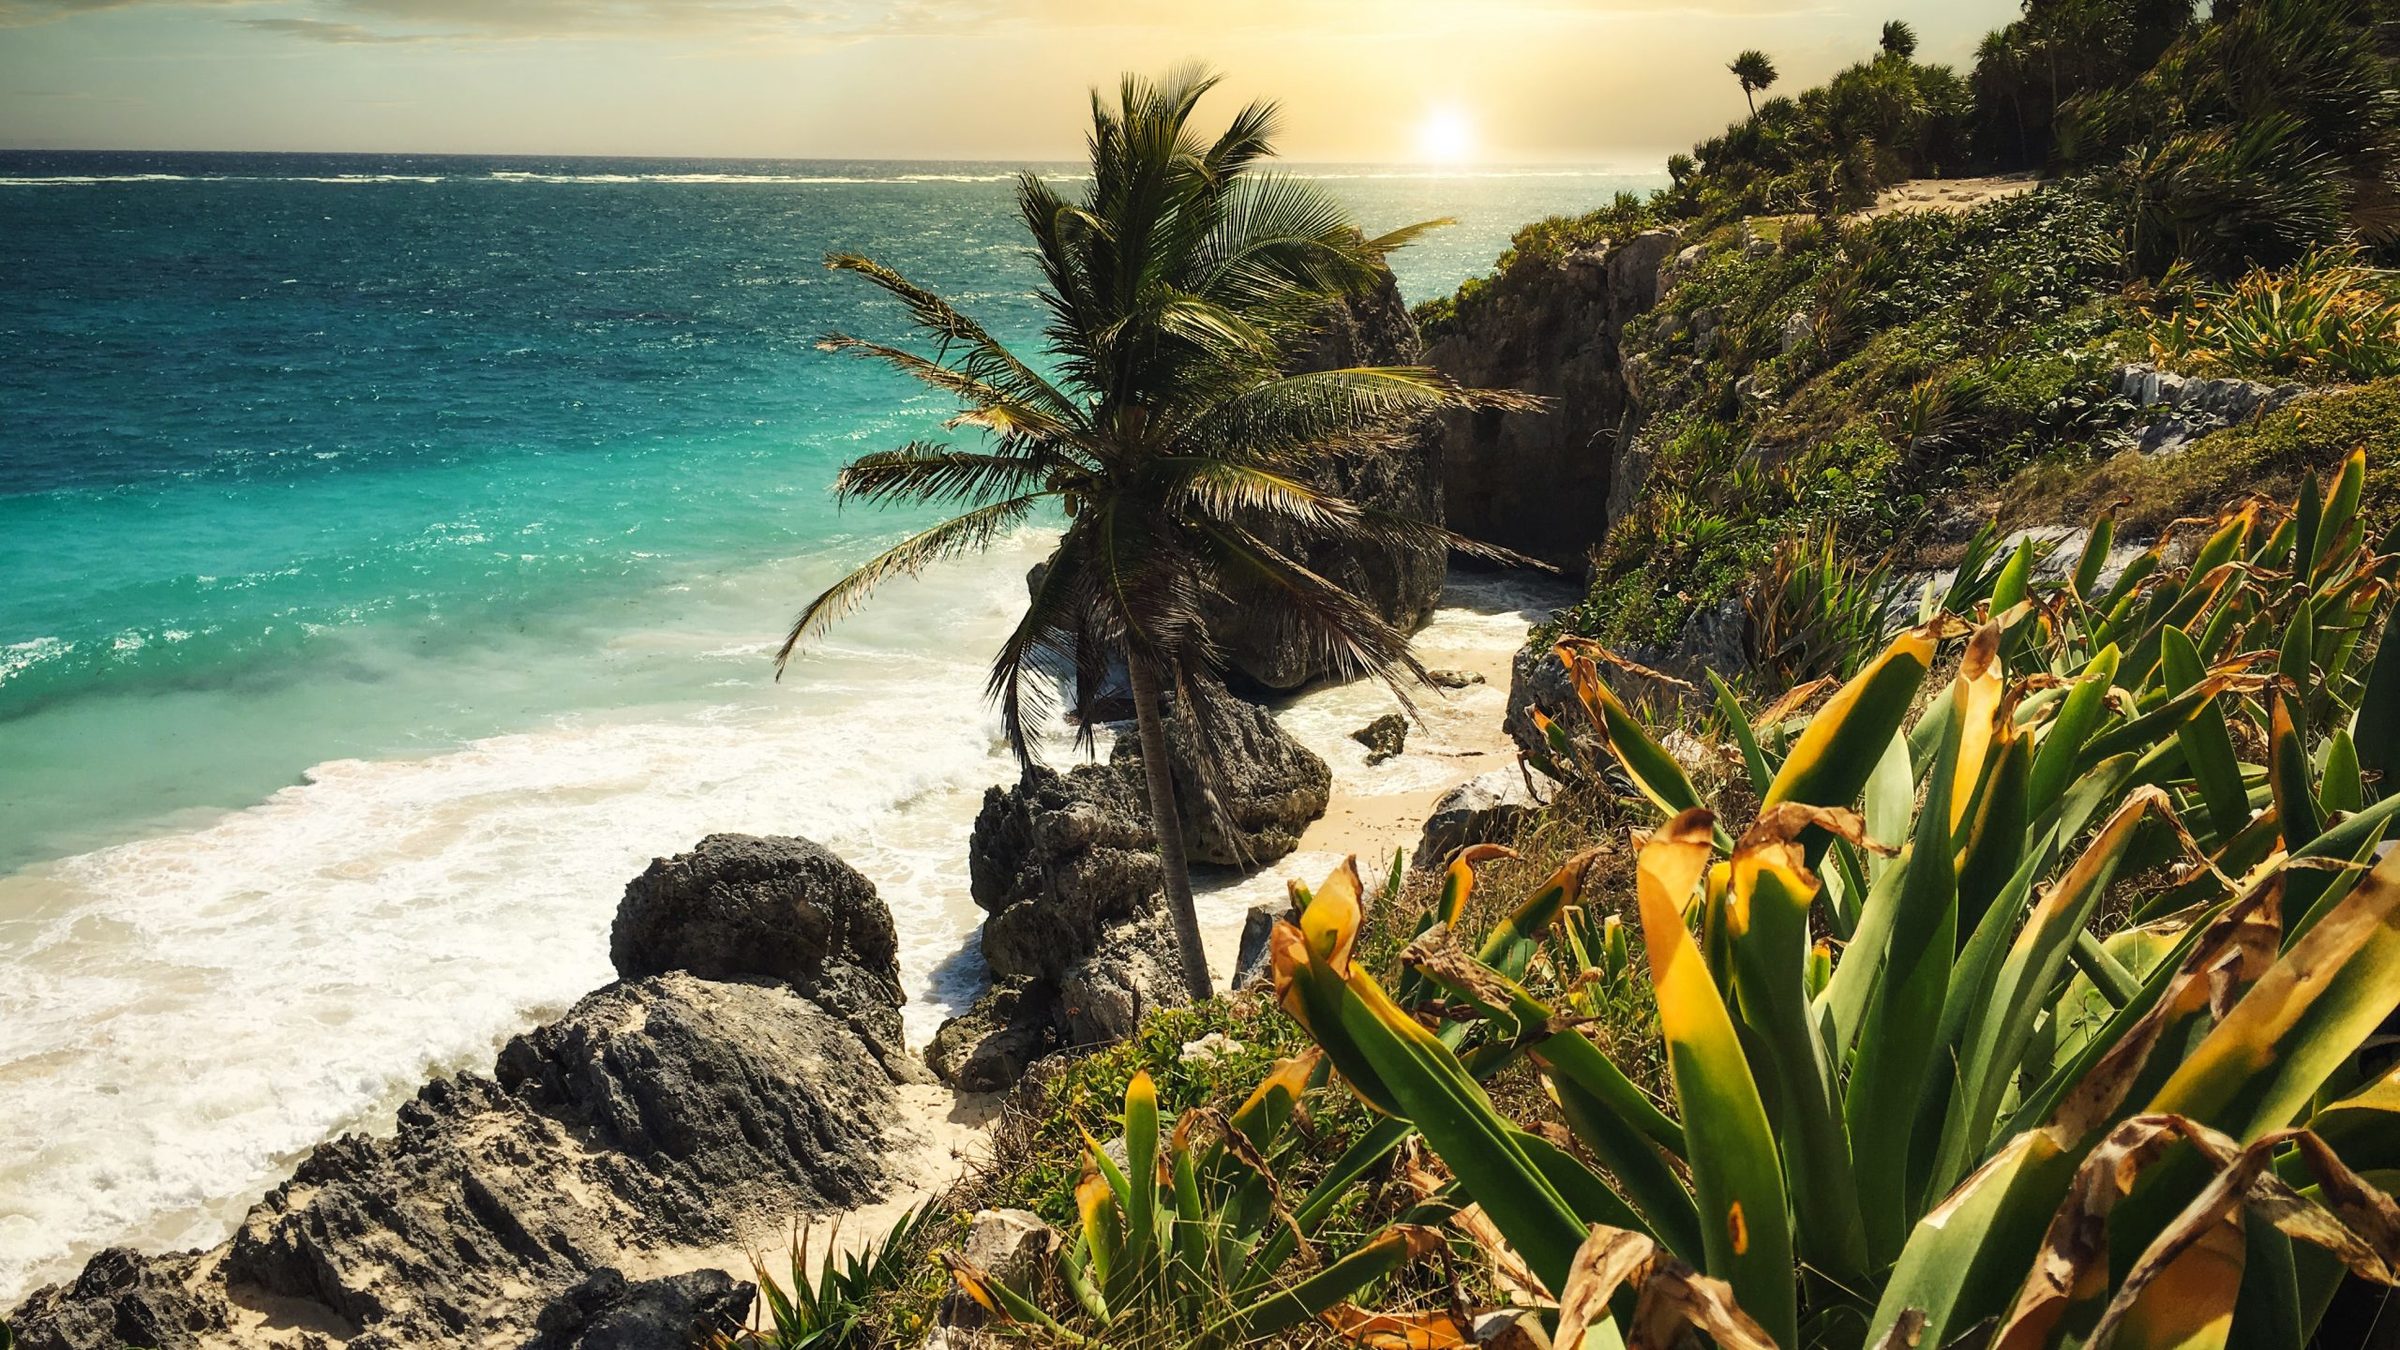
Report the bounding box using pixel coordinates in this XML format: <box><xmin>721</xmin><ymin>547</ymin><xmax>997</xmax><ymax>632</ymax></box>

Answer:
<box><xmin>1427</xmin><ymin>668</ymin><xmax>1485</xmax><ymax>689</ymax></box>
<box><xmin>1352</xmin><ymin>712</ymin><xmax>1409</xmax><ymax>765</ymax></box>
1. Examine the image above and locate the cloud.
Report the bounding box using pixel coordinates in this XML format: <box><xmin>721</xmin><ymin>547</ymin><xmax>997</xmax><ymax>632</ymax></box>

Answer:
<box><xmin>0</xmin><ymin>0</ymin><xmax>242</xmax><ymax>25</ymax></box>
<box><xmin>237</xmin><ymin>15</ymin><xmax>428</xmax><ymax>41</ymax></box>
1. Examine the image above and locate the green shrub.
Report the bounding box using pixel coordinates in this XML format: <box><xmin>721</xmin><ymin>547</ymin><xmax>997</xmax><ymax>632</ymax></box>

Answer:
<box><xmin>2144</xmin><ymin>247</ymin><xmax>2400</xmax><ymax>383</ymax></box>
<box><xmin>2004</xmin><ymin>375</ymin><xmax>2400</xmax><ymax>535</ymax></box>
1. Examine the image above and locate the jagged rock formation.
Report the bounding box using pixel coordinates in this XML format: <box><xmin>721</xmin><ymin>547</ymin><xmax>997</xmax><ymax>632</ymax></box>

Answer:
<box><xmin>1352</xmin><ymin>712</ymin><xmax>1408</xmax><ymax>765</ymax></box>
<box><xmin>1415</xmin><ymin>767</ymin><xmax>1554</xmax><ymax>868</ymax></box>
<box><xmin>9</xmin><ymin>835</ymin><xmax>916</xmax><ymax>1350</ymax></box>
<box><xmin>1425</xmin><ymin>230</ymin><xmax>1680</xmax><ymax>569</ymax></box>
<box><xmin>612</xmin><ymin>832</ymin><xmax>913</xmax><ymax>1075</ymax></box>
<box><xmin>938</xmin><ymin>685</ymin><xmax>1324</xmax><ymax>1089</ymax></box>
<box><xmin>967</xmin><ymin>684</ymin><xmax>1328</xmax><ymax>984</ymax></box>
<box><xmin>1208</xmin><ymin>267</ymin><xmax>1449</xmax><ymax>691</ymax></box>
<box><xmin>2111</xmin><ymin>362</ymin><xmax>2306</xmax><ymax>455</ymax></box>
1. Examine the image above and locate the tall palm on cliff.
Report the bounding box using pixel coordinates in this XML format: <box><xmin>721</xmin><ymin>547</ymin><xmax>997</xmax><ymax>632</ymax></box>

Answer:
<box><xmin>776</xmin><ymin>67</ymin><xmax>1528</xmax><ymax>1001</ymax></box>
<box><xmin>1730</xmin><ymin>49</ymin><xmax>1780</xmax><ymax>118</ymax></box>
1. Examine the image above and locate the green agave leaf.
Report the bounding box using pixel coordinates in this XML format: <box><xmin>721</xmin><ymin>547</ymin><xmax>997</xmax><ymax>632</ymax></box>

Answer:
<box><xmin>1765</xmin><ymin>626</ymin><xmax>1938</xmax><ymax>814</ymax></box>
<box><xmin>1635</xmin><ymin>810</ymin><xmax>1798</xmax><ymax>1348</ymax></box>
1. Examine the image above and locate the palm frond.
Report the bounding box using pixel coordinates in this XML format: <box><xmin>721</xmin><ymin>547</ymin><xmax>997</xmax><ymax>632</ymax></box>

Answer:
<box><xmin>833</xmin><ymin>443</ymin><xmax>1065</xmax><ymax>510</ymax></box>
<box><xmin>775</xmin><ymin>493</ymin><xmax>1053</xmax><ymax>673</ymax></box>
<box><xmin>813</xmin><ymin>334</ymin><xmax>1082</xmax><ymax>445</ymax></box>
<box><xmin>1167</xmin><ymin>459</ymin><xmax>1363</xmax><ymax>533</ymax></box>
<box><xmin>821</xmin><ymin>254</ymin><xmax>1082</xmax><ymax>422</ymax></box>
<box><xmin>1192</xmin><ymin>519</ymin><xmax>1429</xmax><ymax>703</ymax></box>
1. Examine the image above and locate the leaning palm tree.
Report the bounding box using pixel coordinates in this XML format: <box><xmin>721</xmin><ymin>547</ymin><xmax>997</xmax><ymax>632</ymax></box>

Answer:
<box><xmin>1730</xmin><ymin>49</ymin><xmax>1780</xmax><ymax>117</ymax></box>
<box><xmin>775</xmin><ymin>67</ymin><xmax>1529</xmax><ymax>1001</ymax></box>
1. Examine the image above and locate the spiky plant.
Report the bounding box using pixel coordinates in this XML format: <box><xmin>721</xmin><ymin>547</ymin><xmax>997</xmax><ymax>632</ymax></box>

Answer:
<box><xmin>1287</xmin><ymin>458</ymin><xmax>2400</xmax><ymax>1347</ymax></box>
<box><xmin>777</xmin><ymin>68</ymin><xmax>1527</xmax><ymax>1000</ymax></box>
<box><xmin>1879</xmin><ymin>19</ymin><xmax>1919</xmax><ymax>60</ymax></box>
<box><xmin>716</xmin><ymin>1201</ymin><xmax>944</xmax><ymax>1349</ymax></box>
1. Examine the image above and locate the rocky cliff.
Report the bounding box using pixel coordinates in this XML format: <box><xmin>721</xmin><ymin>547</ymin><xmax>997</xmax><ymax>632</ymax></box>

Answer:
<box><xmin>931</xmin><ymin>682</ymin><xmax>1329</xmax><ymax>1091</ymax></box>
<box><xmin>1208</xmin><ymin>267</ymin><xmax>1449</xmax><ymax>692</ymax></box>
<box><xmin>9</xmin><ymin>836</ymin><xmax>919</xmax><ymax>1350</ymax></box>
<box><xmin>1424</xmin><ymin>230</ymin><xmax>1680</xmax><ymax>570</ymax></box>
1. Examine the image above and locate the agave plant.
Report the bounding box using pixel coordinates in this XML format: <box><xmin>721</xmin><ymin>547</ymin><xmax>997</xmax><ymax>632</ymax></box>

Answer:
<box><xmin>1744</xmin><ymin>526</ymin><xmax>1898</xmax><ymax>687</ymax></box>
<box><xmin>2146</xmin><ymin>246</ymin><xmax>2400</xmax><ymax>383</ymax></box>
<box><xmin>714</xmin><ymin>1201</ymin><xmax>944</xmax><ymax>1350</ymax></box>
<box><xmin>944</xmin><ymin>1062</ymin><xmax>1458</xmax><ymax>1347</ymax></box>
<box><xmin>1274</xmin><ymin>458</ymin><xmax>2400</xmax><ymax>1346</ymax></box>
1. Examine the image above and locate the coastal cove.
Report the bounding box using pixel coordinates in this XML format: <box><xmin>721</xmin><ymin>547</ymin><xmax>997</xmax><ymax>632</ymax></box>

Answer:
<box><xmin>0</xmin><ymin>155</ymin><xmax>1631</xmax><ymax>1306</ymax></box>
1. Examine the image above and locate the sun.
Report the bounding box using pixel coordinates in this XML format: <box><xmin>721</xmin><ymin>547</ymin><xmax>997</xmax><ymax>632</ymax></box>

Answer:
<box><xmin>1414</xmin><ymin>105</ymin><xmax>1476</xmax><ymax>165</ymax></box>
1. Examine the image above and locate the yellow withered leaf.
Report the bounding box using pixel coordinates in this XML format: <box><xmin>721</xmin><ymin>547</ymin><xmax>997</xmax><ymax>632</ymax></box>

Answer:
<box><xmin>1301</xmin><ymin>856</ymin><xmax>1368</xmax><ymax>976</ymax></box>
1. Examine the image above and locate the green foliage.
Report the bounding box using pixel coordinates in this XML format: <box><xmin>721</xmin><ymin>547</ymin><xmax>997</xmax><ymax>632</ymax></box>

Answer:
<box><xmin>1743</xmin><ymin>526</ymin><xmax>1895</xmax><ymax>686</ymax></box>
<box><xmin>1968</xmin><ymin>0</ymin><xmax>2195</xmax><ymax>169</ymax></box>
<box><xmin>2144</xmin><ymin>247</ymin><xmax>2400</xmax><ymax>382</ymax></box>
<box><xmin>1498</xmin><ymin>192</ymin><xmax>1659</xmax><ymax>269</ymax></box>
<box><xmin>1730</xmin><ymin>49</ymin><xmax>1779</xmax><ymax>115</ymax></box>
<box><xmin>1676</xmin><ymin>50</ymin><xmax>1973</xmax><ymax>221</ymax></box>
<box><xmin>1551</xmin><ymin>185</ymin><xmax>2135</xmax><ymax>655</ymax></box>
<box><xmin>948</xmin><ymin>1061</ymin><xmax>1454</xmax><ymax>1348</ymax></box>
<box><xmin>716</xmin><ymin>1202</ymin><xmax>945</xmax><ymax>1350</ymax></box>
<box><xmin>1281</xmin><ymin>470</ymin><xmax>2400</xmax><ymax>1347</ymax></box>
<box><xmin>2007</xmin><ymin>374</ymin><xmax>2400</xmax><ymax>538</ymax></box>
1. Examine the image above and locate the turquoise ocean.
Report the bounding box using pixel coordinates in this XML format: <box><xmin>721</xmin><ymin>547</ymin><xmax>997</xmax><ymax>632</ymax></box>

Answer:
<box><xmin>0</xmin><ymin>151</ymin><xmax>1660</xmax><ymax>1300</ymax></box>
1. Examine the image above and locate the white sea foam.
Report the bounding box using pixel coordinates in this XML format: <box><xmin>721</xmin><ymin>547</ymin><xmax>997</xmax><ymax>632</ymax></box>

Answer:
<box><xmin>0</xmin><ymin>536</ymin><xmax>1057</xmax><ymax>1303</ymax></box>
<box><xmin>0</xmin><ymin>549</ymin><xmax>1560</xmax><ymax>1307</ymax></box>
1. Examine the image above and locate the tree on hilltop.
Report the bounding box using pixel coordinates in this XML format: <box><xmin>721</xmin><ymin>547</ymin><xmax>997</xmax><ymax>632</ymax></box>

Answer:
<box><xmin>1731</xmin><ymin>49</ymin><xmax>1780</xmax><ymax>117</ymax></box>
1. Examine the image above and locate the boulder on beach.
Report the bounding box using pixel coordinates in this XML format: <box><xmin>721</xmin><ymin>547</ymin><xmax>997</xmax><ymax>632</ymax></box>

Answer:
<box><xmin>9</xmin><ymin>836</ymin><xmax>919</xmax><ymax>1350</ymax></box>
<box><xmin>1416</xmin><ymin>768</ymin><xmax>1555</xmax><ymax>868</ymax></box>
<box><xmin>612</xmin><ymin>832</ymin><xmax>911</xmax><ymax>1069</ymax></box>
<box><xmin>524</xmin><ymin>1268</ymin><xmax>754</xmax><ymax>1350</ymax></box>
<box><xmin>969</xmin><ymin>682</ymin><xmax>1327</xmax><ymax>985</ymax></box>
<box><xmin>1352</xmin><ymin>712</ymin><xmax>1408</xmax><ymax>765</ymax></box>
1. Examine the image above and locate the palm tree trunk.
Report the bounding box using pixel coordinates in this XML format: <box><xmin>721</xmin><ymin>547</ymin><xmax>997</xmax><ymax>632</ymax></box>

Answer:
<box><xmin>1124</xmin><ymin>652</ymin><xmax>1215</xmax><ymax>1002</ymax></box>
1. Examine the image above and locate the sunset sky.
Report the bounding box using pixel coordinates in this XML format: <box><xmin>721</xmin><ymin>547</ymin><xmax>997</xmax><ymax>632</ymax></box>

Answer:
<box><xmin>2</xmin><ymin>0</ymin><xmax>2020</xmax><ymax>163</ymax></box>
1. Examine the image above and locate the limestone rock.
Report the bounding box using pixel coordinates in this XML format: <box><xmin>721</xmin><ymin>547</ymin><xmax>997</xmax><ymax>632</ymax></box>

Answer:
<box><xmin>1425</xmin><ymin>230</ymin><xmax>1678</xmax><ymax>568</ymax></box>
<box><xmin>969</xmin><ymin>684</ymin><xmax>1326</xmax><ymax>985</ymax></box>
<box><xmin>1231</xmin><ymin>903</ymin><xmax>1281</xmax><ymax>990</ymax></box>
<box><xmin>960</xmin><ymin>1210</ymin><xmax>1053</xmax><ymax>1299</ymax></box>
<box><xmin>1427</xmin><ymin>668</ymin><xmax>1486</xmax><ymax>689</ymax></box>
<box><xmin>1150</xmin><ymin>684</ymin><xmax>1331</xmax><ymax>868</ymax></box>
<box><xmin>612</xmin><ymin>833</ymin><xmax>908</xmax><ymax>1060</ymax></box>
<box><xmin>4</xmin><ymin>1249</ymin><xmax>225</xmax><ymax>1350</ymax></box>
<box><xmin>1352</xmin><ymin>712</ymin><xmax>1409</xmax><ymax>765</ymax></box>
<box><xmin>1209</xmin><ymin>267</ymin><xmax>1448</xmax><ymax>691</ymax></box>
<box><xmin>1416</xmin><ymin>769</ymin><xmax>1555</xmax><ymax>868</ymax></box>
<box><xmin>524</xmin><ymin>1268</ymin><xmax>753</xmax><ymax>1350</ymax></box>
<box><xmin>1058</xmin><ymin>907</ymin><xmax>1191</xmax><ymax>1043</ymax></box>
<box><xmin>925</xmin><ymin>980</ymin><xmax>1057</xmax><ymax>1094</ymax></box>
<box><xmin>969</xmin><ymin>763</ymin><xmax>1162</xmax><ymax>983</ymax></box>
<box><xmin>11</xmin><ymin>842</ymin><xmax>916</xmax><ymax>1350</ymax></box>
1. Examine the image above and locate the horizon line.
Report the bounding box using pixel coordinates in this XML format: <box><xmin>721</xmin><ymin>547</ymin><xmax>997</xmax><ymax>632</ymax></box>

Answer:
<box><xmin>0</xmin><ymin>145</ymin><xmax>1680</xmax><ymax>172</ymax></box>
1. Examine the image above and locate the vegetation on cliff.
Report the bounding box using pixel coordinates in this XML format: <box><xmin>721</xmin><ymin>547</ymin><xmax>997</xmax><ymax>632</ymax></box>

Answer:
<box><xmin>914</xmin><ymin>468</ymin><xmax>2400</xmax><ymax>1347</ymax></box>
